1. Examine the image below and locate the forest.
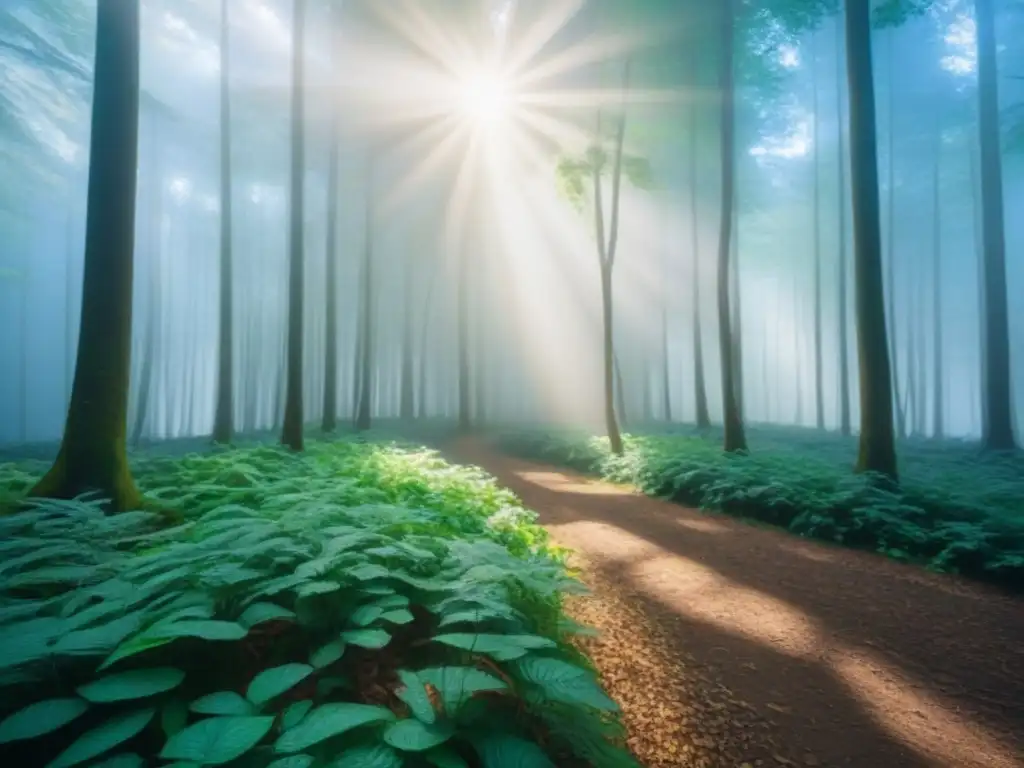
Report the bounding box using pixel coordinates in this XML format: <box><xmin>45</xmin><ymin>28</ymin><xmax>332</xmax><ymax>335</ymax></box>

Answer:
<box><xmin>0</xmin><ymin>0</ymin><xmax>1022</xmax><ymax>766</ymax></box>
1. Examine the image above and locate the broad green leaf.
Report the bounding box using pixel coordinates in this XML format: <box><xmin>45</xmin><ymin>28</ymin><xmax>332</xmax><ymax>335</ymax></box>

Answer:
<box><xmin>332</xmin><ymin>743</ymin><xmax>403</xmax><ymax>768</ymax></box>
<box><xmin>99</xmin><ymin>633</ymin><xmax>176</xmax><ymax>670</ymax></box>
<box><xmin>0</xmin><ymin>698</ymin><xmax>89</xmax><ymax>744</ymax></box>
<box><xmin>86</xmin><ymin>755</ymin><xmax>144</xmax><ymax>768</ymax></box>
<box><xmin>379</xmin><ymin>608</ymin><xmax>414</xmax><ymax>625</ymax></box>
<box><xmin>295</xmin><ymin>580</ymin><xmax>342</xmax><ymax>598</ymax></box>
<box><xmin>51</xmin><ymin>613</ymin><xmax>144</xmax><ymax>655</ymax></box>
<box><xmin>348</xmin><ymin>604</ymin><xmax>384</xmax><ymax>626</ymax></box>
<box><xmin>247</xmin><ymin>664</ymin><xmax>314</xmax><ymax>707</ymax></box>
<box><xmin>160</xmin><ymin>698</ymin><xmax>189</xmax><ymax>737</ymax></box>
<box><xmin>431</xmin><ymin>633</ymin><xmax>555</xmax><ymax>661</ymax></box>
<box><xmin>341</xmin><ymin>628</ymin><xmax>391</xmax><ymax>649</ymax></box>
<box><xmin>160</xmin><ymin>716</ymin><xmax>275</xmax><ymax>765</ymax></box>
<box><xmin>514</xmin><ymin>657</ymin><xmax>618</xmax><ymax>711</ymax></box>
<box><xmin>273</xmin><ymin>703</ymin><xmax>395</xmax><ymax>753</ymax></box>
<box><xmin>46</xmin><ymin>707</ymin><xmax>155</xmax><ymax>768</ymax></box>
<box><xmin>348</xmin><ymin>563</ymin><xmax>390</xmax><ymax>581</ymax></box>
<box><xmin>416</xmin><ymin>667</ymin><xmax>507</xmax><ymax>714</ymax></box>
<box><xmin>267</xmin><ymin>757</ymin><xmax>315</xmax><ymax>768</ymax></box>
<box><xmin>309</xmin><ymin>639</ymin><xmax>345</xmax><ymax>669</ymax></box>
<box><xmin>384</xmin><ymin>718</ymin><xmax>455</xmax><ymax>752</ymax></box>
<box><xmin>156</xmin><ymin>620</ymin><xmax>248</xmax><ymax>641</ymax></box>
<box><xmin>77</xmin><ymin>668</ymin><xmax>185</xmax><ymax>703</ymax></box>
<box><xmin>370</xmin><ymin>594</ymin><xmax>410</xmax><ymax>610</ymax></box>
<box><xmin>395</xmin><ymin>670</ymin><xmax>435</xmax><ymax>724</ymax></box>
<box><xmin>237</xmin><ymin>602</ymin><xmax>295</xmax><ymax>628</ymax></box>
<box><xmin>190</xmin><ymin>692</ymin><xmax>256</xmax><ymax>716</ymax></box>
<box><xmin>281</xmin><ymin>700</ymin><xmax>313</xmax><ymax>730</ymax></box>
<box><xmin>474</xmin><ymin>734</ymin><xmax>556</xmax><ymax>768</ymax></box>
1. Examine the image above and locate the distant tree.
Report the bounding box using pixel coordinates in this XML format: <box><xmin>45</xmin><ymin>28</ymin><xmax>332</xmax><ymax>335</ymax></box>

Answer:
<box><xmin>835</xmin><ymin>14</ymin><xmax>852</xmax><ymax>436</ymax></box>
<box><xmin>355</xmin><ymin>155</ymin><xmax>377</xmax><ymax>433</ymax></box>
<box><xmin>212</xmin><ymin>0</ymin><xmax>234</xmax><ymax>444</ymax></box>
<box><xmin>811</xmin><ymin>27</ymin><xmax>825</xmax><ymax>431</ymax></box>
<box><xmin>30</xmin><ymin>0</ymin><xmax>143</xmax><ymax>511</ymax></box>
<box><xmin>555</xmin><ymin>60</ymin><xmax>652</xmax><ymax>455</ymax></box>
<box><xmin>281</xmin><ymin>0</ymin><xmax>307</xmax><ymax>451</ymax></box>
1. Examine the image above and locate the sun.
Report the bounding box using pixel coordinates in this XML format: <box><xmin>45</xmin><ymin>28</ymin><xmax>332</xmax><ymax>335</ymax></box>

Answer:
<box><xmin>458</xmin><ymin>70</ymin><xmax>511</xmax><ymax>126</ymax></box>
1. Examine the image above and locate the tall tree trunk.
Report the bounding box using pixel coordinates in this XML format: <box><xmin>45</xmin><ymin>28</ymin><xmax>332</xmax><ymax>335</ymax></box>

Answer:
<box><xmin>975</xmin><ymin>0</ymin><xmax>1017</xmax><ymax>451</ymax></box>
<box><xmin>457</xmin><ymin>228</ymin><xmax>471</xmax><ymax>433</ymax></box>
<box><xmin>688</xmin><ymin>49</ymin><xmax>711</xmax><ymax>430</ymax></box>
<box><xmin>212</xmin><ymin>0</ymin><xmax>234</xmax><ymax>444</ymax></box>
<box><xmin>884</xmin><ymin>31</ymin><xmax>905</xmax><ymax>440</ymax></box>
<box><xmin>844</xmin><ymin>0</ymin><xmax>898</xmax><ymax>481</ymax></box>
<box><xmin>716</xmin><ymin>0</ymin><xmax>747</xmax><ymax>453</ymax></box>
<box><xmin>661</xmin><ymin>301</ymin><xmax>672</xmax><ymax>421</ymax></box>
<box><xmin>399</xmin><ymin>229</ymin><xmax>415</xmax><ymax>421</ymax></box>
<box><xmin>281</xmin><ymin>0</ymin><xmax>306</xmax><ymax>451</ymax></box>
<box><xmin>835</xmin><ymin>14</ymin><xmax>852</xmax><ymax>436</ymax></box>
<box><xmin>31</xmin><ymin>0</ymin><xmax>142</xmax><ymax>511</ymax></box>
<box><xmin>731</xmin><ymin>203</ymin><xmax>745</xmax><ymax>420</ymax></box>
<box><xmin>355</xmin><ymin>155</ymin><xmax>375</xmax><ymax>432</ymax></box>
<box><xmin>322</xmin><ymin>99</ymin><xmax>340</xmax><ymax>431</ymax></box>
<box><xmin>931</xmin><ymin>124</ymin><xmax>944</xmax><ymax>438</ymax></box>
<box><xmin>812</xmin><ymin>29</ymin><xmax>825</xmax><ymax>430</ymax></box>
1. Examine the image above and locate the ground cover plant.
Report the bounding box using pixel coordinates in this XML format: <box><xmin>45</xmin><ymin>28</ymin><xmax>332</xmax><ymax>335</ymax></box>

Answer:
<box><xmin>0</xmin><ymin>438</ymin><xmax>637</xmax><ymax>767</ymax></box>
<box><xmin>495</xmin><ymin>425</ymin><xmax>1024</xmax><ymax>591</ymax></box>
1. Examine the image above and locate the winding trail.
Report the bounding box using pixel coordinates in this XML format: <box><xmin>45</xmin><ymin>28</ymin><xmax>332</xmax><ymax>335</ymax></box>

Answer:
<box><xmin>449</xmin><ymin>439</ymin><xmax>1024</xmax><ymax>768</ymax></box>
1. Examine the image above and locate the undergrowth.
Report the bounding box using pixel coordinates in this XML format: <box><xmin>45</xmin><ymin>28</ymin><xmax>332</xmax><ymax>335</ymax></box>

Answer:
<box><xmin>495</xmin><ymin>426</ymin><xmax>1024</xmax><ymax>591</ymax></box>
<box><xmin>0</xmin><ymin>439</ymin><xmax>637</xmax><ymax>767</ymax></box>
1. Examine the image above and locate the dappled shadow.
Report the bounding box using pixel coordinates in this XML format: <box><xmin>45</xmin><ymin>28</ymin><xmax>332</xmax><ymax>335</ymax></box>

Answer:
<box><xmin>447</xmin><ymin>439</ymin><xmax>1024</xmax><ymax>768</ymax></box>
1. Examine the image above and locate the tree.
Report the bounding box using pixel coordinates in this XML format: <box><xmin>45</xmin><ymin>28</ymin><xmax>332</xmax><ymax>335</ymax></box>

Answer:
<box><xmin>212</xmin><ymin>0</ymin><xmax>234</xmax><ymax>444</ymax></box>
<box><xmin>844</xmin><ymin>0</ymin><xmax>898</xmax><ymax>480</ymax></box>
<box><xmin>322</xmin><ymin>109</ymin><xmax>340</xmax><ymax>432</ymax></box>
<box><xmin>355</xmin><ymin>154</ymin><xmax>376</xmax><ymax>433</ymax></box>
<box><xmin>281</xmin><ymin>0</ymin><xmax>307</xmax><ymax>452</ymax></box>
<box><xmin>555</xmin><ymin>60</ymin><xmax>651</xmax><ymax>455</ymax></box>
<box><xmin>835</xmin><ymin>14</ymin><xmax>852</xmax><ymax>436</ymax></box>
<box><xmin>931</xmin><ymin>116</ymin><xmax>944</xmax><ymax>438</ymax></box>
<box><xmin>30</xmin><ymin>0</ymin><xmax>143</xmax><ymax>512</ymax></box>
<box><xmin>975</xmin><ymin>0</ymin><xmax>1017</xmax><ymax>451</ymax></box>
<box><xmin>716</xmin><ymin>0</ymin><xmax>747</xmax><ymax>454</ymax></box>
<box><xmin>811</xmin><ymin>26</ymin><xmax>825</xmax><ymax>431</ymax></box>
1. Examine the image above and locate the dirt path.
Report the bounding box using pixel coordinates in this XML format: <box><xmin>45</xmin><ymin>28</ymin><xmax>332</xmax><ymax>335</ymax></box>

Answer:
<box><xmin>449</xmin><ymin>439</ymin><xmax>1024</xmax><ymax>768</ymax></box>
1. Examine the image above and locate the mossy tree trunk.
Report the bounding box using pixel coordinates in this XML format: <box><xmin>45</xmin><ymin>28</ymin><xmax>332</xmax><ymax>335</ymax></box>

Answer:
<box><xmin>30</xmin><ymin>0</ymin><xmax>142</xmax><ymax>512</ymax></box>
<box><xmin>212</xmin><ymin>0</ymin><xmax>234</xmax><ymax>445</ymax></box>
<box><xmin>845</xmin><ymin>0</ymin><xmax>898</xmax><ymax>481</ymax></box>
<box><xmin>281</xmin><ymin>0</ymin><xmax>307</xmax><ymax>451</ymax></box>
<box><xmin>716</xmin><ymin>0</ymin><xmax>747</xmax><ymax>454</ymax></box>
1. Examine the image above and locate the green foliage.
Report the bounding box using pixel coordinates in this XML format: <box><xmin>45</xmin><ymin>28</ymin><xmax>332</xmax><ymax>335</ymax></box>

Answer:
<box><xmin>496</xmin><ymin>426</ymin><xmax>1024</xmax><ymax>591</ymax></box>
<box><xmin>0</xmin><ymin>439</ymin><xmax>635</xmax><ymax>766</ymax></box>
<box><xmin>555</xmin><ymin>144</ymin><xmax>654</xmax><ymax>213</ymax></box>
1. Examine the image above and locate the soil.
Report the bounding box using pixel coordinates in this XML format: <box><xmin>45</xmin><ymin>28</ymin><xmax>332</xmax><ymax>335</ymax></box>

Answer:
<box><xmin>448</xmin><ymin>438</ymin><xmax>1024</xmax><ymax>768</ymax></box>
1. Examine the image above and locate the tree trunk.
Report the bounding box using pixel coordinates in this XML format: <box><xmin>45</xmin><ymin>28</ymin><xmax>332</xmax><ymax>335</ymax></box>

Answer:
<box><xmin>884</xmin><ymin>31</ymin><xmax>905</xmax><ymax>440</ymax></box>
<box><xmin>931</xmin><ymin>124</ymin><xmax>944</xmax><ymax>439</ymax></box>
<box><xmin>280</xmin><ymin>0</ymin><xmax>306</xmax><ymax>451</ymax></box>
<box><xmin>844</xmin><ymin>0</ymin><xmax>898</xmax><ymax>481</ymax></box>
<box><xmin>835</xmin><ymin>14</ymin><xmax>852</xmax><ymax>436</ymax></box>
<box><xmin>322</xmin><ymin>97</ymin><xmax>340</xmax><ymax>432</ymax></box>
<box><xmin>687</xmin><ymin>49</ymin><xmax>711</xmax><ymax>430</ymax></box>
<box><xmin>212</xmin><ymin>0</ymin><xmax>234</xmax><ymax>444</ymax></box>
<box><xmin>355</xmin><ymin>157</ymin><xmax>375</xmax><ymax>432</ymax></box>
<box><xmin>716</xmin><ymin>0</ymin><xmax>747</xmax><ymax>454</ymax></box>
<box><xmin>812</xmin><ymin>29</ymin><xmax>825</xmax><ymax>430</ymax></box>
<box><xmin>399</xmin><ymin>234</ymin><xmax>415</xmax><ymax>421</ymax></box>
<box><xmin>30</xmin><ymin>0</ymin><xmax>142</xmax><ymax>512</ymax></box>
<box><xmin>975</xmin><ymin>0</ymin><xmax>1017</xmax><ymax>451</ymax></box>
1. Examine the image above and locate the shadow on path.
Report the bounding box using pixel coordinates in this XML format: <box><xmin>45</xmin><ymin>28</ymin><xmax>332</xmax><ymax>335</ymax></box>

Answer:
<box><xmin>448</xmin><ymin>439</ymin><xmax>1024</xmax><ymax>768</ymax></box>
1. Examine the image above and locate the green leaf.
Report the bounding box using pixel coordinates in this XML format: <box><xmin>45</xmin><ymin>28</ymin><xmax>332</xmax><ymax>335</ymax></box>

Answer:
<box><xmin>514</xmin><ymin>657</ymin><xmax>618</xmax><ymax>711</ymax></box>
<box><xmin>247</xmin><ymin>664</ymin><xmax>314</xmax><ymax>707</ymax></box>
<box><xmin>341</xmin><ymin>628</ymin><xmax>391</xmax><ymax>649</ymax></box>
<box><xmin>77</xmin><ymin>668</ymin><xmax>185</xmax><ymax>703</ymax></box>
<box><xmin>0</xmin><ymin>698</ymin><xmax>89</xmax><ymax>744</ymax></box>
<box><xmin>348</xmin><ymin>563</ymin><xmax>391</xmax><ymax>581</ymax></box>
<box><xmin>281</xmin><ymin>700</ymin><xmax>313</xmax><ymax>730</ymax></box>
<box><xmin>190</xmin><ymin>691</ymin><xmax>256</xmax><ymax>716</ymax></box>
<box><xmin>474</xmin><ymin>734</ymin><xmax>556</xmax><ymax>768</ymax></box>
<box><xmin>384</xmin><ymin>718</ymin><xmax>455</xmax><ymax>752</ymax></box>
<box><xmin>379</xmin><ymin>608</ymin><xmax>414</xmax><ymax>625</ymax></box>
<box><xmin>46</xmin><ymin>707</ymin><xmax>155</xmax><ymax>768</ymax></box>
<box><xmin>237</xmin><ymin>602</ymin><xmax>295</xmax><ymax>628</ymax></box>
<box><xmin>156</xmin><ymin>620</ymin><xmax>248</xmax><ymax>641</ymax></box>
<box><xmin>99</xmin><ymin>633</ymin><xmax>176</xmax><ymax>670</ymax></box>
<box><xmin>266</xmin><ymin>757</ymin><xmax>315</xmax><ymax>768</ymax></box>
<box><xmin>370</xmin><ymin>594</ymin><xmax>410</xmax><ymax>610</ymax></box>
<box><xmin>273</xmin><ymin>703</ymin><xmax>396</xmax><ymax>753</ymax></box>
<box><xmin>161</xmin><ymin>698</ymin><xmax>189</xmax><ymax>737</ymax></box>
<box><xmin>349</xmin><ymin>604</ymin><xmax>384</xmax><ymax>626</ymax></box>
<box><xmin>395</xmin><ymin>670</ymin><xmax>435</xmax><ymax>724</ymax></box>
<box><xmin>431</xmin><ymin>633</ymin><xmax>555</xmax><ymax>661</ymax></box>
<box><xmin>160</xmin><ymin>716</ymin><xmax>275</xmax><ymax>765</ymax></box>
<box><xmin>416</xmin><ymin>667</ymin><xmax>507</xmax><ymax>714</ymax></box>
<box><xmin>425</xmin><ymin>746</ymin><xmax>470</xmax><ymax>768</ymax></box>
<box><xmin>332</xmin><ymin>743</ymin><xmax>403</xmax><ymax>768</ymax></box>
<box><xmin>309</xmin><ymin>639</ymin><xmax>345</xmax><ymax>669</ymax></box>
<box><xmin>51</xmin><ymin>613</ymin><xmax>144</xmax><ymax>656</ymax></box>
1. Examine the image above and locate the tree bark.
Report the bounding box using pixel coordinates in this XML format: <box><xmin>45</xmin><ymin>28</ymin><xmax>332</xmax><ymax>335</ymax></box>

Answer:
<box><xmin>835</xmin><ymin>14</ymin><xmax>852</xmax><ymax>436</ymax></box>
<box><xmin>30</xmin><ymin>0</ymin><xmax>142</xmax><ymax>512</ymax></box>
<box><xmin>931</xmin><ymin>123</ymin><xmax>944</xmax><ymax>438</ymax></box>
<box><xmin>281</xmin><ymin>0</ymin><xmax>306</xmax><ymax>451</ymax></box>
<box><xmin>844</xmin><ymin>0</ymin><xmax>898</xmax><ymax>481</ymax></box>
<box><xmin>355</xmin><ymin>153</ymin><xmax>376</xmax><ymax>432</ymax></box>
<box><xmin>322</xmin><ymin>93</ymin><xmax>340</xmax><ymax>432</ymax></box>
<box><xmin>812</xmin><ymin>28</ymin><xmax>825</xmax><ymax>430</ymax></box>
<box><xmin>884</xmin><ymin>31</ymin><xmax>905</xmax><ymax>440</ymax></box>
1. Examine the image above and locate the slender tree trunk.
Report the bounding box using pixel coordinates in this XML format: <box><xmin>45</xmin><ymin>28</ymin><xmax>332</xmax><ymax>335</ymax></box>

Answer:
<box><xmin>975</xmin><ymin>0</ymin><xmax>1017</xmax><ymax>451</ymax></box>
<box><xmin>31</xmin><ymin>0</ymin><xmax>142</xmax><ymax>511</ymax></box>
<box><xmin>322</xmin><ymin>101</ymin><xmax>340</xmax><ymax>432</ymax></box>
<box><xmin>884</xmin><ymin>31</ymin><xmax>905</xmax><ymax>440</ymax></box>
<box><xmin>835</xmin><ymin>14</ymin><xmax>852</xmax><ymax>436</ymax></box>
<box><xmin>812</xmin><ymin>29</ymin><xmax>825</xmax><ymax>430</ymax></box>
<box><xmin>281</xmin><ymin>0</ymin><xmax>306</xmax><ymax>451</ymax></box>
<box><xmin>399</xmin><ymin>236</ymin><xmax>415</xmax><ymax>420</ymax></box>
<box><xmin>661</xmin><ymin>301</ymin><xmax>672</xmax><ymax>421</ymax></box>
<box><xmin>844</xmin><ymin>0</ymin><xmax>898</xmax><ymax>481</ymax></box>
<box><xmin>355</xmin><ymin>155</ymin><xmax>375</xmax><ymax>432</ymax></box>
<box><xmin>717</xmin><ymin>0</ymin><xmax>747</xmax><ymax>453</ymax></box>
<box><xmin>688</xmin><ymin>49</ymin><xmax>711</xmax><ymax>430</ymax></box>
<box><xmin>931</xmin><ymin>124</ymin><xmax>944</xmax><ymax>438</ymax></box>
<box><xmin>731</xmin><ymin>203</ymin><xmax>745</xmax><ymax>419</ymax></box>
<box><xmin>457</xmin><ymin>228</ymin><xmax>471</xmax><ymax>433</ymax></box>
<box><xmin>212</xmin><ymin>0</ymin><xmax>234</xmax><ymax>444</ymax></box>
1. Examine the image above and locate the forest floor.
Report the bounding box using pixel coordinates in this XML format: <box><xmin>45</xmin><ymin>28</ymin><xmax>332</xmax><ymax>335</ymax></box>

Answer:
<box><xmin>446</xmin><ymin>436</ymin><xmax>1024</xmax><ymax>768</ymax></box>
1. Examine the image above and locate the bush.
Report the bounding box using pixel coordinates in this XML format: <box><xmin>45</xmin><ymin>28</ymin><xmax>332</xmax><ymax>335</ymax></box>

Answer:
<box><xmin>0</xmin><ymin>441</ymin><xmax>637</xmax><ymax>768</ymax></box>
<box><xmin>495</xmin><ymin>427</ymin><xmax>1024</xmax><ymax>591</ymax></box>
